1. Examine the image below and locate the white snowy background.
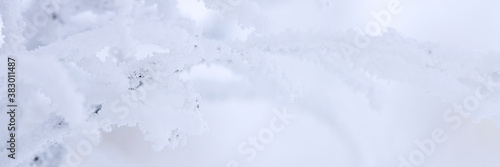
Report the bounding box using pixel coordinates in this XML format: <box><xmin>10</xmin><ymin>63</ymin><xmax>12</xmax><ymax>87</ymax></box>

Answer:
<box><xmin>1</xmin><ymin>0</ymin><xmax>500</xmax><ymax>167</ymax></box>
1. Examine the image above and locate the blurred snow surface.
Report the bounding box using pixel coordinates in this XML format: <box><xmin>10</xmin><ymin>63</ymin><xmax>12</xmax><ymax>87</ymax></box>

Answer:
<box><xmin>1</xmin><ymin>0</ymin><xmax>500</xmax><ymax>167</ymax></box>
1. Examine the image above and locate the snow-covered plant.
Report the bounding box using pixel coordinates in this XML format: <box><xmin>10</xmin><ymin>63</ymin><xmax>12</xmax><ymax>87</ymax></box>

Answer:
<box><xmin>0</xmin><ymin>0</ymin><xmax>297</xmax><ymax>166</ymax></box>
<box><xmin>1</xmin><ymin>0</ymin><xmax>499</xmax><ymax>166</ymax></box>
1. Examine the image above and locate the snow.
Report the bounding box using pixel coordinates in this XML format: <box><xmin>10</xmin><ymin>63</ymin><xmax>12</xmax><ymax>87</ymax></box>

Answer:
<box><xmin>1</xmin><ymin>0</ymin><xmax>500</xmax><ymax>167</ymax></box>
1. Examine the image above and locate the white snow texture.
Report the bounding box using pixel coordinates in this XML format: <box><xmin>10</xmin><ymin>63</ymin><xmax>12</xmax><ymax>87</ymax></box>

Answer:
<box><xmin>1</xmin><ymin>0</ymin><xmax>500</xmax><ymax>167</ymax></box>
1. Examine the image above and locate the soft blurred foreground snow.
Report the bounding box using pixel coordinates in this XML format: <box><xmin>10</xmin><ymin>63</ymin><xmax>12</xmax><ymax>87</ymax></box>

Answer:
<box><xmin>82</xmin><ymin>58</ymin><xmax>500</xmax><ymax>167</ymax></box>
